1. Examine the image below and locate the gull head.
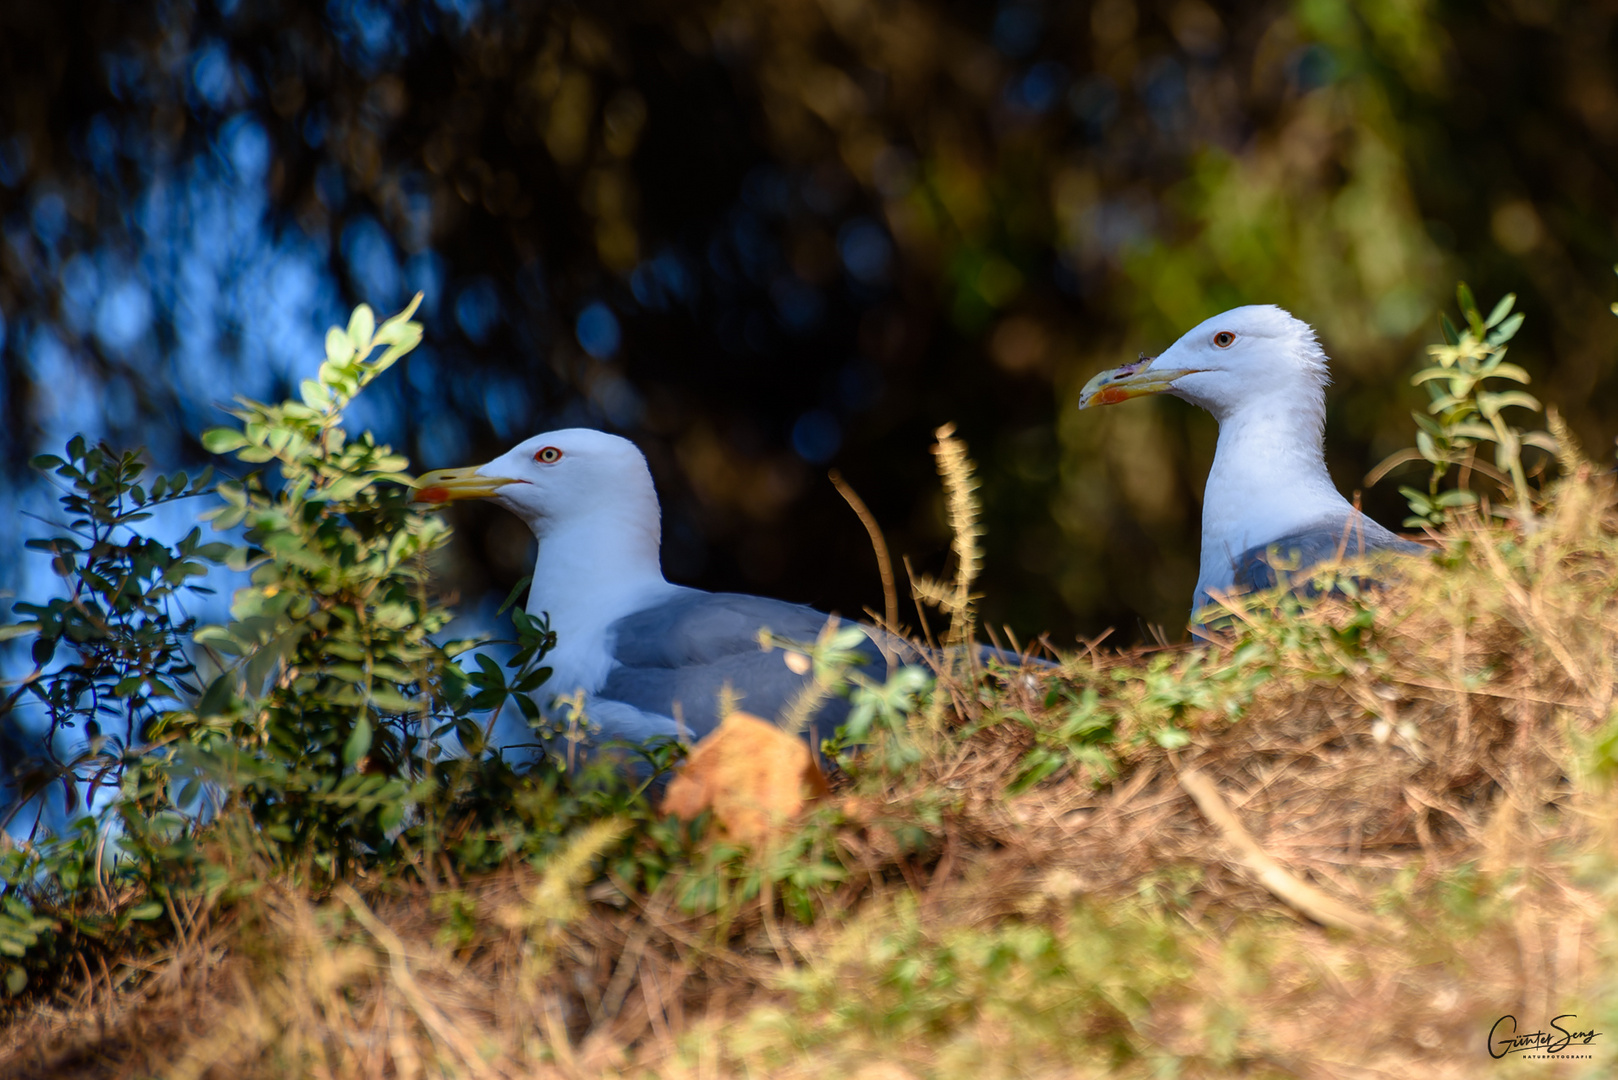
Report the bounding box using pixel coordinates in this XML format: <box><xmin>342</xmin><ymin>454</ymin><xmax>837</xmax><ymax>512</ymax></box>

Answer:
<box><xmin>1078</xmin><ymin>305</ymin><xmax>1329</xmax><ymax>422</ymax></box>
<box><xmin>414</xmin><ymin>428</ymin><xmax>659</xmax><ymax>536</ymax></box>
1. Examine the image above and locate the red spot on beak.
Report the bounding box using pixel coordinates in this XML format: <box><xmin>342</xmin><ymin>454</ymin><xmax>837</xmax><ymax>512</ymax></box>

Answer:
<box><xmin>1094</xmin><ymin>387</ymin><xmax>1131</xmax><ymax>406</ymax></box>
<box><xmin>419</xmin><ymin>486</ymin><xmax>450</xmax><ymax>503</ymax></box>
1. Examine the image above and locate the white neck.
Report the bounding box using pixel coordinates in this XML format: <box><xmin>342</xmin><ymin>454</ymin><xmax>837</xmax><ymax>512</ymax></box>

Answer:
<box><xmin>1196</xmin><ymin>389</ymin><xmax>1353</xmax><ymax>599</ymax></box>
<box><xmin>526</xmin><ymin>509</ymin><xmax>673</xmax><ymax>695</ymax></box>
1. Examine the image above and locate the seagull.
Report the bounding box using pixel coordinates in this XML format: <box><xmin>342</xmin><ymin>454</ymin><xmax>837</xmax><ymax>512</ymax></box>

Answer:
<box><xmin>415</xmin><ymin>429</ymin><xmax>1006</xmax><ymax>758</ymax></box>
<box><xmin>1078</xmin><ymin>305</ymin><xmax>1426</xmax><ymax>617</ymax></box>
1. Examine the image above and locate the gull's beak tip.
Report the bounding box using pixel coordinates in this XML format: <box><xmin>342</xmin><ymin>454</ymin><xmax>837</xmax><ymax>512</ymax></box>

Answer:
<box><xmin>1079</xmin><ymin>354</ymin><xmax>1153</xmax><ymax>411</ymax></box>
<box><xmin>1077</xmin><ymin>352</ymin><xmax>1197</xmax><ymax>411</ymax></box>
<box><xmin>1077</xmin><ymin>384</ymin><xmax>1128</xmax><ymax>410</ymax></box>
<box><xmin>411</xmin><ymin>466</ymin><xmax>520</xmax><ymax>503</ymax></box>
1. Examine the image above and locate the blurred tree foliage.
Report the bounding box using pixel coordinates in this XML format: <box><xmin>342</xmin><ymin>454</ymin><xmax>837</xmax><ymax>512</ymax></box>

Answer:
<box><xmin>0</xmin><ymin>0</ymin><xmax>1615</xmax><ymax>639</ymax></box>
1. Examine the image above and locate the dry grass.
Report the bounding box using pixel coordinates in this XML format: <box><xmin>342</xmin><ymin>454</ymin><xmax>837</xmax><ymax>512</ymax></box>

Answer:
<box><xmin>5</xmin><ymin>470</ymin><xmax>1618</xmax><ymax>1078</ymax></box>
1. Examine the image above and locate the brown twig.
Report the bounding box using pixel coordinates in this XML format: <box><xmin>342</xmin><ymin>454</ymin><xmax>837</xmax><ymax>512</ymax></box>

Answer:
<box><xmin>828</xmin><ymin>469</ymin><xmax>899</xmax><ymax>634</ymax></box>
<box><xmin>1176</xmin><ymin>765</ymin><xmax>1396</xmax><ymax>938</ymax></box>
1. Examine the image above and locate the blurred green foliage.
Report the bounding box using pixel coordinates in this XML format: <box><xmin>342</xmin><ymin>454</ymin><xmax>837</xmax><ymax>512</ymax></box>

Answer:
<box><xmin>2</xmin><ymin>0</ymin><xmax>1616</xmax><ymax>642</ymax></box>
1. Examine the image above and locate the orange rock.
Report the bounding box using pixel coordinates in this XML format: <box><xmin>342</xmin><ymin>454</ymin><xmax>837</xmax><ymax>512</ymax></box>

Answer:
<box><xmin>660</xmin><ymin>712</ymin><xmax>829</xmax><ymax>842</ymax></box>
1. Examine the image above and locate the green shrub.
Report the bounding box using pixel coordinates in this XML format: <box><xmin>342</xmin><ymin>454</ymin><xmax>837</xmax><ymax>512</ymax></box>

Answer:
<box><xmin>1370</xmin><ymin>284</ymin><xmax>1557</xmax><ymax>526</ymax></box>
<box><xmin>0</xmin><ymin>298</ymin><xmax>602</xmax><ymax>992</ymax></box>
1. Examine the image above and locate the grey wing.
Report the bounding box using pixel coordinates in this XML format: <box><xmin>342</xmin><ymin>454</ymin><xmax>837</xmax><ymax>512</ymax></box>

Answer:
<box><xmin>1233</xmin><ymin>515</ymin><xmax>1427</xmax><ymax>594</ymax></box>
<box><xmin>599</xmin><ymin>589</ymin><xmax>890</xmax><ymax>740</ymax></box>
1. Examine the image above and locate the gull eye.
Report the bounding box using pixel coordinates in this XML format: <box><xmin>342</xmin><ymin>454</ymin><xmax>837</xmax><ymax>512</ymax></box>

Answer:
<box><xmin>1213</xmin><ymin>331</ymin><xmax>1237</xmax><ymax>348</ymax></box>
<box><xmin>533</xmin><ymin>446</ymin><xmax>563</xmax><ymax>464</ymax></box>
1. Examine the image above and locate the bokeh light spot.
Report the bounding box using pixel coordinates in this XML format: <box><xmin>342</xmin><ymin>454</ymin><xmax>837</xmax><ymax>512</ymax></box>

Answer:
<box><xmin>837</xmin><ymin>219</ymin><xmax>892</xmax><ymax>287</ymax></box>
<box><xmin>95</xmin><ymin>278</ymin><xmax>154</xmax><ymax>352</ymax></box>
<box><xmin>31</xmin><ymin>192</ymin><xmax>67</xmax><ymax>246</ymax></box>
<box><xmin>631</xmin><ymin>251</ymin><xmax>696</xmax><ymax>310</ymax></box>
<box><xmin>771</xmin><ymin>277</ymin><xmax>824</xmax><ymax>333</ymax></box>
<box><xmin>575</xmin><ymin>301</ymin><xmax>621</xmax><ymax>358</ymax></box>
<box><xmin>1012</xmin><ymin>62</ymin><xmax>1068</xmax><ymax>113</ymax></box>
<box><xmin>342</xmin><ymin>216</ymin><xmax>401</xmax><ymax>307</ymax></box>
<box><xmin>791</xmin><ymin>409</ymin><xmax>841</xmax><ymax>463</ymax></box>
<box><xmin>405</xmin><ymin>250</ymin><xmax>445</xmax><ymax>315</ymax></box>
<box><xmin>455</xmin><ymin>278</ymin><xmax>503</xmax><ymax>345</ymax></box>
<box><xmin>191</xmin><ymin>43</ymin><xmax>235</xmax><ymax>111</ymax></box>
<box><xmin>60</xmin><ymin>255</ymin><xmax>100</xmax><ymax>332</ymax></box>
<box><xmin>223</xmin><ymin>115</ymin><xmax>270</xmax><ymax>184</ymax></box>
<box><xmin>83</xmin><ymin>115</ymin><xmax>119</xmax><ymax>173</ymax></box>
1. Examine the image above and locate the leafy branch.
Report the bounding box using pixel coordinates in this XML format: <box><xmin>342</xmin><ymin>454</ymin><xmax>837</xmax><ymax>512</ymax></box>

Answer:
<box><xmin>2</xmin><ymin>442</ymin><xmax>222</xmax><ymax>834</ymax></box>
<box><xmin>1369</xmin><ymin>284</ymin><xmax>1556</xmax><ymax>527</ymax></box>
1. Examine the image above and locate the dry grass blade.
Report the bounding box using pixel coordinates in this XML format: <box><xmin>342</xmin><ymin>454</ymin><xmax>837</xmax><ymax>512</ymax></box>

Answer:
<box><xmin>336</xmin><ymin>884</ymin><xmax>502</xmax><ymax>1076</ymax></box>
<box><xmin>829</xmin><ymin>468</ymin><xmax>900</xmax><ymax>635</ymax></box>
<box><xmin>1176</xmin><ymin>766</ymin><xmax>1395</xmax><ymax>938</ymax></box>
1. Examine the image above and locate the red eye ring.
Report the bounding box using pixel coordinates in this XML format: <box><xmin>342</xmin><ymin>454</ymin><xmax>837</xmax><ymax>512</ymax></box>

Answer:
<box><xmin>533</xmin><ymin>446</ymin><xmax>563</xmax><ymax>464</ymax></box>
<box><xmin>1213</xmin><ymin>331</ymin><xmax>1237</xmax><ymax>348</ymax></box>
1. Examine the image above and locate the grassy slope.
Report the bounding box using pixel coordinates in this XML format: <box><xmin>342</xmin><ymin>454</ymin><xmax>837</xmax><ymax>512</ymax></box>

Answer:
<box><xmin>4</xmin><ymin>469</ymin><xmax>1618</xmax><ymax>1079</ymax></box>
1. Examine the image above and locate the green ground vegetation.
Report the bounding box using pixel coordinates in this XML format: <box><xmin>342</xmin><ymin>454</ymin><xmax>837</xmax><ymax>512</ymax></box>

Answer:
<box><xmin>2</xmin><ymin>295</ymin><xmax>1617</xmax><ymax>1078</ymax></box>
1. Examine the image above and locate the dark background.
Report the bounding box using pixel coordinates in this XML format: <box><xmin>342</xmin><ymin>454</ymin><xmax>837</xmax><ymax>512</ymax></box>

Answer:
<box><xmin>2</xmin><ymin>0</ymin><xmax>1616</xmax><ymax>642</ymax></box>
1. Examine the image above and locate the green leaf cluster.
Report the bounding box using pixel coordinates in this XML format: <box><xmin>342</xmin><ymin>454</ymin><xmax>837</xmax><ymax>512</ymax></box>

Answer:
<box><xmin>0</xmin><ymin>439</ymin><xmax>227</xmax><ymax>838</ymax></box>
<box><xmin>1</xmin><ymin>298</ymin><xmax>577</xmax><ymax>994</ymax></box>
<box><xmin>1373</xmin><ymin>284</ymin><xmax>1557</xmax><ymax>527</ymax></box>
<box><xmin>0</xmin><ymin>433</ymin><xmax>240</xmax><ymax>995</ymax></box>
<box><xmin>155</xmin><ymin>295</ymin><xmax>461</xmax><ymax>863</ymax></box>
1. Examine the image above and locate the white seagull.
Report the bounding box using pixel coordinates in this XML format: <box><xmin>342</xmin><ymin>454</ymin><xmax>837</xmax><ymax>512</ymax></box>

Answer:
<box><xmin>415</xmin><ymin>429</ymin><xmax>938</xmax><ymax>756</ymax></box>
<box><xmin>1078</xmin><ymin>305</ymin><xmax>1426</xmax><ymax>617</ymax></box>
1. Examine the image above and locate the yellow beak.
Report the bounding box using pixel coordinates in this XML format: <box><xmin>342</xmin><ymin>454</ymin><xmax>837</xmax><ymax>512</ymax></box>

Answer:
<box><xmin>1077</xmin><ymin>355</ymin><xmax>1206</xmax><ymax>409</ymax></box>
<box><xmin>412</xmin><ymin>466</ymin><xmax>523</xmax><ymax>504</ymax></box>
